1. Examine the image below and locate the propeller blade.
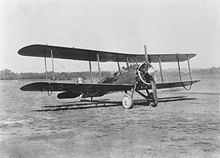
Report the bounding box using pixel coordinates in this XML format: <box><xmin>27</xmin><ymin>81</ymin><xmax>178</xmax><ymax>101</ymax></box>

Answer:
<box><xmin>144</xmin><ymin>45</ymin><xmax>149</xmax><ymax>64</ymax></box>
<box><xmin>144</xmin><ymin>44</ymin><xmax>158</xmax><ymax>107</ymax></box>
<box><xmin>150</xmin><ymin>79</ymin><xmax>158</xmax><ymax>107</ymax></box>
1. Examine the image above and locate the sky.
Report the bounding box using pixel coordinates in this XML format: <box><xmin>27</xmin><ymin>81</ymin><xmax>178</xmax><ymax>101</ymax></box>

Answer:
<box><xmin>0</xmin><ymin>0</ymin><xmax>219</xmax><ymax>72</ymax></box>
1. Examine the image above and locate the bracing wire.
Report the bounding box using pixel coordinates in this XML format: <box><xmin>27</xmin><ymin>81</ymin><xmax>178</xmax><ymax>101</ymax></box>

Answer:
<box><xmin>54</xmin><ymin>60</ymin><xmax>84</xmax><ymax>73</ymax></box>
<box><xmin>54</xmin><ymin>60</ymin><xmax>72</xmax><ymax>72</ymax></box>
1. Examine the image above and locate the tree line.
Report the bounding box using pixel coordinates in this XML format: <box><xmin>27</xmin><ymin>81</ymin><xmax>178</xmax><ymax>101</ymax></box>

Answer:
<box><xmin>0</xmin><ymin>69</ymin><xmax>112</xmax><ymax>80</ymax></box>
<box><xmin>0</xmin><ymin>67</ymin><xmax>219</xmax><ymax>80</ymax></box>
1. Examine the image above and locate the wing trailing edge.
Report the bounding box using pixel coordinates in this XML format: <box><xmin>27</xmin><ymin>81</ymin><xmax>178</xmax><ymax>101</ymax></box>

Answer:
<box><xmin>20</xmin><ymin>80</ymin><xmax>200</xmax><ymax>98</ymax></box>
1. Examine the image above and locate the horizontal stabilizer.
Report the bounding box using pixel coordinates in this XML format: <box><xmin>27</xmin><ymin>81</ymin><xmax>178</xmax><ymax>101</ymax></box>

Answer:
<box><xmin>57</xmin><ymin>92</ymin><xmax>81</xmax><ymax>99</ymax></box>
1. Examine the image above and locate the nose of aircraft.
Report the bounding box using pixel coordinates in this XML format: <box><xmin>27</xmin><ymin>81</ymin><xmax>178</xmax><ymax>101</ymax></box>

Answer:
<box><xmin>148</xmin><ymin>67</ymin><xmax>156</xmax><ymax>76</ymax></box>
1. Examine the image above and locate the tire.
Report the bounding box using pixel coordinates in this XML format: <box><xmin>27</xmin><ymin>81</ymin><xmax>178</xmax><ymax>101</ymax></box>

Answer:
<box><xmin>122</xmin><ymin>94</ymin><xmax>133</xmax><ymax>109</ymax></box>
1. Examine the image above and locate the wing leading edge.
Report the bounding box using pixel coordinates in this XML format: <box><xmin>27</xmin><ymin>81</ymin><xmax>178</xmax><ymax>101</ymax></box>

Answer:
<box><xmin>18</xmin><ymin>44</ymin><xmax>196</xmax><ymax>63</ymax></box>
<box><xmin>20</xmin><ymin>80</ymin><xmax>199</xmax><ymax>98</ymax></box>
<box><xmin>20</xmin><ymin>82</ymin><xmax>133</xmax><ymax>98</ymax></box>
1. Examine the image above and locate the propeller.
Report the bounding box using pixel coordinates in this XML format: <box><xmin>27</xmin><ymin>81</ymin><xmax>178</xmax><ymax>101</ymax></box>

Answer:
<box><xmin>144</xmin><ymin>45</ymin><xmax>158</xmax><ymax>107</ymax></box>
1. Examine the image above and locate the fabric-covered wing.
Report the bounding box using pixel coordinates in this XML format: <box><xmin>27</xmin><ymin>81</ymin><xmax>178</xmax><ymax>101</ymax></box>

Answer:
<box><xmin>20</xmin><ymin>82</ymin><xmax>133</xmax><ymax>96</ymax></box>
<box><xmin>21</xmin><ymin>80</ymin><xmax>199</xmax><ymax>97</ymax></box>
<box><xmin>156</xmin><ymin>80</ymin><xmax>200</xmax><ymax>89</ymax></box>
<box><xmin>137</xmin><ymin>80</ymin><xmax>200</xmax><ymax>90</ymax></box>
<box><xmin>18</xmin><ymin>44</ymin><xmax>196</xmax><ymax>63</ymax></box>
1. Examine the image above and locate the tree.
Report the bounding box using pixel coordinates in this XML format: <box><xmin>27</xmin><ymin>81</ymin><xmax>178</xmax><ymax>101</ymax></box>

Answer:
<box><xmin>0</xmin><ymin>69</ymin><xmax>17</xmax><ymax>80</ymax></box>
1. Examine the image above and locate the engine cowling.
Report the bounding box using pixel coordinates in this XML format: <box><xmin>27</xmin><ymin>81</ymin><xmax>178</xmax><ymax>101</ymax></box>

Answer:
<box><xmin>136</xmin><ymin>62</ymin><xmax>158</xmax><ymax>107</ymax></box>
<box><xmin>57</xmin><ymin>91</ymin><xmax>81</xmax><ymax>99</ymax></box>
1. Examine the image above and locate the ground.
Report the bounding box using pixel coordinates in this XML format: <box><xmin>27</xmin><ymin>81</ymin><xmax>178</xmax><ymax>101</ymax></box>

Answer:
<box><xmin>0</xmin><ymin>74</ymin><xmax>220</xmax><ymax>158</ymax></box>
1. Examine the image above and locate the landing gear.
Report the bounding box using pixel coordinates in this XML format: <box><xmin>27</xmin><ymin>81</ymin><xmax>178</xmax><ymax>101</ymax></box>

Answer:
<box><xmin>122</xmin><ymin>84</ymin><xmax>136</xmax><ymax>109</ymax></box>
<box><xmin>121</xmin><ymin>61</ymin><xmax>159</xmax><ymax>109</ymax></box>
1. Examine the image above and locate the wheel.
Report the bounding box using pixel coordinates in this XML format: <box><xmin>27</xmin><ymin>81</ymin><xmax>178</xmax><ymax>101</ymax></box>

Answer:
<box><xmin>122</xmin><ymin>94</ymin><xmax>133</xmax><ymax>109</ymax></box>
<box><xmin>150</xmin><ymin>102</ymin><xmax>158</xmax><ymax>107</ymax></box>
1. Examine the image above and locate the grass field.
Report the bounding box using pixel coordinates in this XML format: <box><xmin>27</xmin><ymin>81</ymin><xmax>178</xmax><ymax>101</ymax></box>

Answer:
<box><xmin>0</xmin><ymin>73</ymin><xmax>220</xmax><ymax>158</ymax></box>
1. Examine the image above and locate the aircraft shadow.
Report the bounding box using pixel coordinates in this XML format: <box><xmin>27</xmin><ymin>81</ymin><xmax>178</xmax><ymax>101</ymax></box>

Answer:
<box><xmin>34</xmin><ymin>96</ymin><xmax>196</xmax><ymax>112</ymax></box>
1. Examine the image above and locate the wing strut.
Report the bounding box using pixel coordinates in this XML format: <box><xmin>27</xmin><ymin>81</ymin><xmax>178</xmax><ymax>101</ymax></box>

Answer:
<box><xmin>176</xmin><ymin>54</ymin><xmax>182</xmax><ymax>82</ymax></box>
<box><xmin>187</xmin><ymin>54</ymin><xmax>192</xmax><ymax>80</ymax></box>
<box><xmin>97</xmin><ymin>54</ymin><xmax>101</xmax><ymax>82</ymax></box>
<box><xmin>135</xmin><ymin>57</ymin><xmax>138</xmax><ymax>65</ymax></box>
<box><xmin>43</xmin><ymin>48</ymin><xmax>48</xmax><ymax>80</ymax></box>
<box><xmin>126</xmin><ymin>57</ymin><xmax>130</xmax><ymax>70</ymax></box>
<box><xmin>89</xmin><ymin>55</ymin><xmax>93</xmax><ymax>83</ymax></box>
<box><xmin>43</xmin><ymin>47</ymin><xmax>55</xmax><ymax>81</ymax></box>
<box><xmin>177</xmin><ymin>54</ymin><xmax>194</xmax><ymax>90</ymax></box>
<box><xmin>183</xmin><ymin>54</ymin><xmax>193</xmax><ymax>90</ymax></box>
<box><xmin>117</xmin><ymin>57</ymin><xmax>121</xmax><ymax>73</ymax></box>
<box><xmin>51</xmin><ymin>49</ymin><xmax>55</xmax><ymax>81</ymax></box>
<box><xmin>158</xmin><ymin>55</ymin><xmax>164</xmax><ymax>82</ymax></box>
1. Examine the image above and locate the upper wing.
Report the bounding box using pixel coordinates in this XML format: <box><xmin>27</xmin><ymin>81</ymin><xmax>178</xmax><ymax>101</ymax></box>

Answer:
<box><xmin>18</xmin><ymin>44</ymin><xmax>196</xmax><ymax>63</ymax></box>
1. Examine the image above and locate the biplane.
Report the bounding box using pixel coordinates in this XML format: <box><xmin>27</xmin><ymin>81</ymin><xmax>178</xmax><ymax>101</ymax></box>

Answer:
<box><xmin>18</xmin><ymin>44</ymin><xmax>199</xmax><ymax>109</ymax></box>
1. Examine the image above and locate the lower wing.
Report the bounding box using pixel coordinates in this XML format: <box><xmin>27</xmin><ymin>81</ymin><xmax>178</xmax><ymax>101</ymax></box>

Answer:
<box><xmin>20</xmin><ymin>82</ymin><xmax>133</xmax><ymax>98</ymax></box>
<box><xmin>136</xmin><ymin>79</ymin><xmax>199</xmax><ymax>90</ymax></box>
<box><xmin>155</xmin><ymin>80</ymin><xmax>200</xmax><ymax>89</ymax></box>
<box><xmin>20</xmin><ymin>80</ymin><xmax>199</xmax><ymax>98</ymax></box>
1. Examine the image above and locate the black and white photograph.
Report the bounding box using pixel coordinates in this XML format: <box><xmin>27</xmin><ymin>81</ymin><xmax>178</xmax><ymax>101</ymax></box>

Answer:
<box><xmin>0</xmin><ymin>0</ymin><xmax>220</xmax><ymax>157</ymax></box>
